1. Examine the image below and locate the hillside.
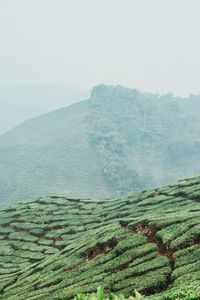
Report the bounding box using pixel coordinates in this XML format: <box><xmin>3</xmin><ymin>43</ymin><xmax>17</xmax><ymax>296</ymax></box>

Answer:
<box><xmin>0</xmin><ymin>84</ymin><xmax>89</xmax><ymax>135</ymax></box>
<box><xmin>1</xmin><ymin>84</ymin><xmax>200</xmax><ymax>208</ymax></box>
<box><xmin>0</xmin><ymin>175</ymin><xmax>200</xmax><ymax>299</ymax></box>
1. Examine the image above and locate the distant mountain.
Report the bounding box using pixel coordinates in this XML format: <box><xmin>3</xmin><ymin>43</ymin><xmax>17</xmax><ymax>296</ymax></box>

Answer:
<box><xmin>0</xmin><ymin>84</ymin><xmax>89</xmax><ymax>135</ymax></box>
<box><xmin>1</xmin><ymin>175</ymin><xmax>200</xmax><ymax>299</ymax></box>
<box><xmin>1</xmin><ymin>84</ymin><xmax>200</xmax><ymax>208</ymax></box>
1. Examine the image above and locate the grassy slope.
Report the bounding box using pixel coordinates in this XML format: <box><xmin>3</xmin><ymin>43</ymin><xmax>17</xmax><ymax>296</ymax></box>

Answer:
<box><xmin>0</xmin><ymin>175</ymin><xmax>200</xmax><ymax>299</ymax></box>
<box><xmin>0</xmin><ymin>84</ymin><xmax>89</xmax><ymax>135</ymax></box>
<box><xmin>0</xmin><ymin>100</ymin><xmax>112</xmax><ymax>209</ymax></box>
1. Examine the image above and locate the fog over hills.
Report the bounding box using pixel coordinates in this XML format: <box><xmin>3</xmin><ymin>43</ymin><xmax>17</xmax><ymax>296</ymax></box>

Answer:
<box><xmin>1</xmin><ymin>84</ymin><xmax>200</xmax><ymax>208</ymax></box>
<box><xmin>0</xmin><ymin>84</ymin><xmax>89</xmax><ymax>135</ymax></box>
<box><xmin>1</xmin><ymin>1</ymin><xmax>200</xmax><ymax>298</ymax></box>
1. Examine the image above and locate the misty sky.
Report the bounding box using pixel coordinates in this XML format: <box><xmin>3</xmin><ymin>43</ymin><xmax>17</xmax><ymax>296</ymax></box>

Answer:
<box><xmin>0</xmin><ymin>0</ymin><xmax>200</xmax><ymax>96</ymax></box>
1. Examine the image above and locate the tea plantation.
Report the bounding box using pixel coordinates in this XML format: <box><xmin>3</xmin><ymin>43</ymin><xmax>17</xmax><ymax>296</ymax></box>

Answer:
<box><xmin>1</xmin><ymin>175</ymin><xmax>200</xmax><ymax>299</ymax></box>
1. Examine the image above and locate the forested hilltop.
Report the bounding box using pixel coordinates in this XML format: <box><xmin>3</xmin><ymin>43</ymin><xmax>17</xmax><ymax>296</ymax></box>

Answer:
<box><xmin>1</xmin><ymin>84</ymin><xmax>200</xmax><ymax>208</ymax></box>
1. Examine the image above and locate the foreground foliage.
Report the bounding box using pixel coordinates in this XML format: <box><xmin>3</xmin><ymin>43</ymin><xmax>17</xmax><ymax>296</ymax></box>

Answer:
<box><xmin>73</xmin><ymin>284</ymin><xmax>200</xmax><ymax>300</ymax></box>
<box><xmin>74</xmin><ymin>286</ymin><xmax>143</xmax><ymax>300</ymax></box>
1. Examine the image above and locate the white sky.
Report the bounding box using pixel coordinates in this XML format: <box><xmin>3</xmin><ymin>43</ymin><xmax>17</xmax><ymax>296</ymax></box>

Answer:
<box><xmin>0</xmin><ymin>0</ymin><xmax>200</xmax><ymax>96</ymax></box>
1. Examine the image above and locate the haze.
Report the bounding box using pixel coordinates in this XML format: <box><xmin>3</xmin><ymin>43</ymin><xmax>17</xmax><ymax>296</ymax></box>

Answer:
<box><xmin>0</xmin><ymin>0</ymin><xmax>200</xmax><ymax>96</ymax></box>
<box><xmin>1</xmin><ymin>0</ymin><xmax>200</xmax><ymax>134</ymax></box>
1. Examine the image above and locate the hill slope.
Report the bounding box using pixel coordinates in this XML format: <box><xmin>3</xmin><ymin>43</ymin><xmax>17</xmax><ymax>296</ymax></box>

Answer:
<box><xmin>0</xmin><ymin>175</ymin><xmax>200</xmax><ymax>299</ymax></box>
<box><xmin>0</xmin><ymin>99</ymin><xmax>112</xmax><ymax>208</ymax></box>
<box><xmin>0</xmin><ymin>84</ymin><xmax>89</xmax><ymax>135</ymax></box>
<box><xmin>1</xmin><ymin>84</ymin><xmax>200</xmax><ymax>208</ymax></box>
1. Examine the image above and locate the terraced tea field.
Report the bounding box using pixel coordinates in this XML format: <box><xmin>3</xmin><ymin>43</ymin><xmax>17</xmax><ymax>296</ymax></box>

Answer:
<box><xmin>1</xmin><ymin>175</ymin><xmax>200</xmax><ymax>299</ymax></box>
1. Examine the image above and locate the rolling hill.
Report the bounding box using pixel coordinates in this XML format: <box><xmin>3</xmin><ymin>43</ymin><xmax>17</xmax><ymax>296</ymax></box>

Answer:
<box><xmin>0</xmin><ymin>84</ymin><xmax>89</xmax><ymax>135</ymax></box>
<box><xmin>0</xmin><ymin>175</ymin><xmax>200</xmax><ymax>299</ymax></box>
<box><xmin>1</xmin><ymin>84</ymin><xmax>200</xmax><ymax>208</ymax></box>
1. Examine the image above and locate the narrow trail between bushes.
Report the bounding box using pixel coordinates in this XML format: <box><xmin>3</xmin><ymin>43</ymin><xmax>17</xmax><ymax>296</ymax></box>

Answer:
<box><xmin>134</xmin><ymin>223</ymin><xmax>175</xmax><ymax>269</ymax></box>
<box><xmin>84</xmin><ymin>239</ymin><xmax>118</xmax><ymax>261</ymax></box>
<box><xmin>133</xmin><ymin>223</ymin><xmax>176</xmax><ymax>289</ymax></box>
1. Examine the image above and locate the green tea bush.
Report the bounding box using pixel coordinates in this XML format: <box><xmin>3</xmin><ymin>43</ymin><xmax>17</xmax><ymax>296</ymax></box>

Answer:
<box><xmin>152</xmin><ymin>280</ymin><xmax>200</xmax><ymax>300</ymax></box>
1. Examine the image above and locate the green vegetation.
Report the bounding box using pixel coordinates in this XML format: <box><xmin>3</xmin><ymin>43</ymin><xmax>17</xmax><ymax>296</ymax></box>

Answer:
<box><xmin>73</xmin><ymin>286</ymin><xmax>143</xmax><ymax>300</ymax></box>
<box><xmin>0</xmin><ymin>175</ymin><xmax>200</xmax><ymax>298</ymax></box>
<box><xmin>73</xmin><ymin>285</ymin><xmax>200</xmax><ymax>300</ymax></box>
<box><xmin>2</xmin><ymin>85</ymin><xmax>200</xmax><ymax>208</ymax></box>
